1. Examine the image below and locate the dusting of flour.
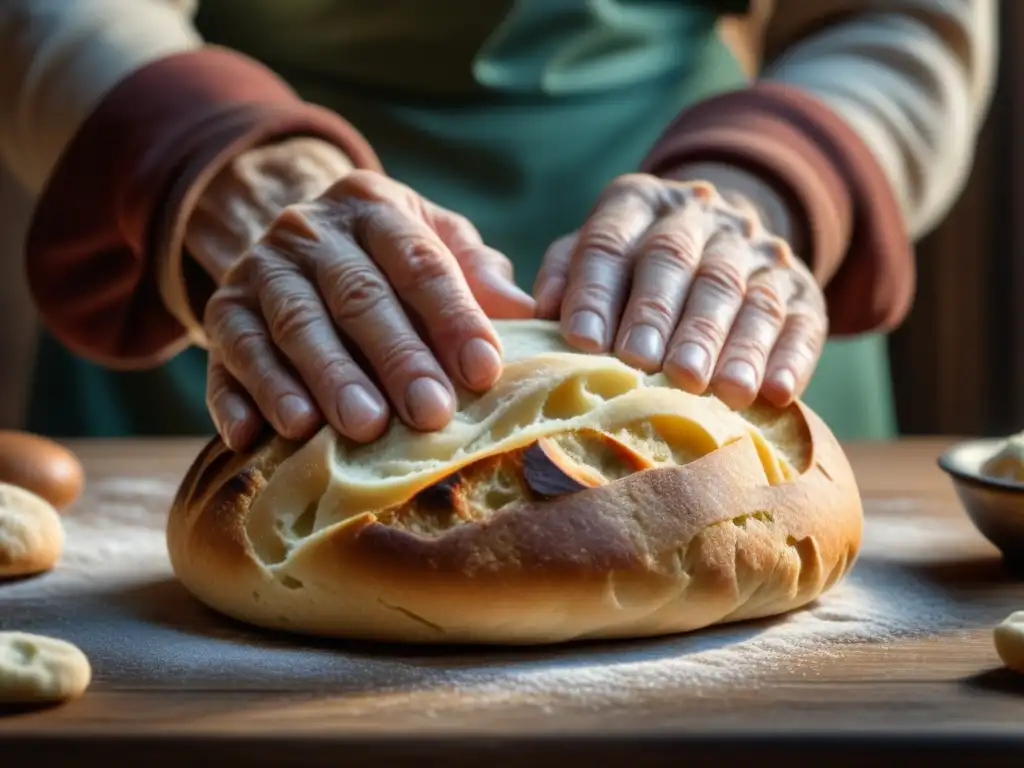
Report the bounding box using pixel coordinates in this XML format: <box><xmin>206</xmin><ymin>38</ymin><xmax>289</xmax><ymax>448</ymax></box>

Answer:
<box><xmin>0</xmin><ymin>477</ymin><xmax>972</xmax><ymax>702</ymax></box>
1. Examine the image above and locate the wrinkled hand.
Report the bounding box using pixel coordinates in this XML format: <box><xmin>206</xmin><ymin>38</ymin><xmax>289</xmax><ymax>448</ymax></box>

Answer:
<box><xmin>203</xmin><ymin>170</ymin><xmax>535</xmax><ymax>451</ymax></box>
<box><xmin>533</xmin><ymin>173</ymin><xmax>826</xmax><ymax>409</ymax></box>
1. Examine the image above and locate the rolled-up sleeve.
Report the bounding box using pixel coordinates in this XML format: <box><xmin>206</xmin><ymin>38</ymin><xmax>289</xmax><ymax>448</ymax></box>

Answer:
<box><xmin>763</xmin><ymin>0</ymin><xmax>998</xmax><ymax>241</ymax></box>
<box><xmin>642</xmin><ymin>0</ymin><xmax>997</xmax><ymax>336</ymax></box>
<box><xmin>0</xmin><ymin>0</ymin><xmax>382</xmax><ymax>369</ymax></box>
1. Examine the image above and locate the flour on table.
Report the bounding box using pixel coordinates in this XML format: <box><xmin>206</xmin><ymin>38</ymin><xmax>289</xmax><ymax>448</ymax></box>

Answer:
<box><xmin>0</xmin><ymin>483</ymin><xmax>973</xmax><ymax>704</ymax></box>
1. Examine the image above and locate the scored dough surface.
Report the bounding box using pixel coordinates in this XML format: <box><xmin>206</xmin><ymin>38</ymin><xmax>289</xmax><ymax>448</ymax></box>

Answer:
<box><xmin>169</xmin><ymin>319</ymin><xmax>862</xmax><ymax>645</ymax></box>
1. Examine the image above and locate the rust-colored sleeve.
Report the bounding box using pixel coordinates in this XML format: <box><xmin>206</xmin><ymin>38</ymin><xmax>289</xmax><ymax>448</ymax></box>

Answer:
<box><xmin>25</xmin><ymin>46</ymin><xmax>382</xmax><ymax>370</ymax></box>
<box><xmin>639</xmin><ymin>81</ymin><xmax>914</xmax><ymax>337</ymax></box>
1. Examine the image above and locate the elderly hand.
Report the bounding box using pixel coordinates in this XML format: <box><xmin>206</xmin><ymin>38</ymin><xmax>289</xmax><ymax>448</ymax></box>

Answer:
<box><xmin>198</xmin><ymin>169</ymin><xmax>535</xmax><ymax>451</ymax></box>
<box><xmin>533</xmin><ymin>172</ymin><xmax>827</xmax><ymax>409</ymax></box>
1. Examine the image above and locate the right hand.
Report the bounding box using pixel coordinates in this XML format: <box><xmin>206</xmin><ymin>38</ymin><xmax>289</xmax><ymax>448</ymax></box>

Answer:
<box><xmin>202</xmin><ymin>170</ymin><xmax>535</xmax><ymax>451</ymax></box>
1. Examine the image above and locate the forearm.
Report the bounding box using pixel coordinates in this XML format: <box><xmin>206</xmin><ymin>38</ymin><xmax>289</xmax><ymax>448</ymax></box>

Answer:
<box><xmin>15</xmin><ymin>16</ymin><xmax>382</xmax><ymax>370</ymax></box>
<box><xmin>173</xmin><ymin>137</ymin><xmax>356</xmax><ymax>346</ymax></box>
<box><xmin>761</xmin><ymin>0</ymin><xmax>998</xmax><ymax>240</ymax></box>
<box><xmin>640</xmin><ymin>0</ymin><xmax>996</xmax><ymax>336</ymax></box>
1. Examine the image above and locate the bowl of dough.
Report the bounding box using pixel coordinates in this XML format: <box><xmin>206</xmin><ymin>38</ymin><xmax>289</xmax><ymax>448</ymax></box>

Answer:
<box><xmin>938</xmin><ymin>432</ymin><xmax>1024</xmax><ymax>565</ymax></box>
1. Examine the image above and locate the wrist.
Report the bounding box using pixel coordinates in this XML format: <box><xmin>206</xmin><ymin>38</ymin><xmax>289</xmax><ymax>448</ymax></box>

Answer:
<box><xmin>663</xmin><ymin>161</ymin><xmax>810</xmax><ymax>271</ymax></box>
<box><xmin>185</xmin><ymin>136</ymin><xmax>354</xmax><ymax>284</ymax></box>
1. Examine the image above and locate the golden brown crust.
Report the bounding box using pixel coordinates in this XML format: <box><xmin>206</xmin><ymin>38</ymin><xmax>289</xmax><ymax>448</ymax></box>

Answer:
<box><xmin>0</xmin><ymin>483</ymin><xmax>64</xmax><ymax>578</ymax></box>
<box><xmin>167</xmin><ymin>323</ymin><xmax>862</xmax><ymax>645</ymax></box>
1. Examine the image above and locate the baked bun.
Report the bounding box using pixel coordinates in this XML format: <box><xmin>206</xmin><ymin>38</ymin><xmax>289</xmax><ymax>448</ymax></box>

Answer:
<box><xmin>167</xmin><ymin>320</ymin><xmax>863</xmax><ymax>645</ymax></box>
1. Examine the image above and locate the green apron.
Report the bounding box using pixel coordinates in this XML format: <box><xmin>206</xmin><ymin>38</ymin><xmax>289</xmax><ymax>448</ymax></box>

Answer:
<box><xmin>28</xmin><ymin>0</ymin><xmax>896</xmax><ymax>440</ymax></box>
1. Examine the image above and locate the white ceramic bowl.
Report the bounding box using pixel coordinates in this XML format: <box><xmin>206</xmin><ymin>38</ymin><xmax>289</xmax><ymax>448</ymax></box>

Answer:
<box><xmin>938</xmin><ymin>438</ymin><xmax>1024</xmax><ymax>566</ymax></box>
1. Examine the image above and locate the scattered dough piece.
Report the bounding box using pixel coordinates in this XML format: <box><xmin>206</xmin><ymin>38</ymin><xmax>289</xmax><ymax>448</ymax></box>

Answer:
<box><xmin>0</xmin><ymin>632</ymin><xmax>91</xmax><ymax>704</ymax></box>
<box><xmin>981</xmin><ymin>433</ymin><xmax>1024</xmax><ymax>482</ymax></box>
<box><xmin>994</xmin><ymin>611</ymin><xmax>1024</xmax><ymax>673</ymax></box>
<box><xmin>0</xmin><ymin>482</ymin><xmax>64</xmax><ymax>578</ymax></box>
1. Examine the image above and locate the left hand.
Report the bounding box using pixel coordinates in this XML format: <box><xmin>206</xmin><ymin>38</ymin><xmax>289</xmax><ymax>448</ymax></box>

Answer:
<box><xmin>533</xmin><ymin>173</ymin><xmax>827</xmax><ymax>410</ymax></box>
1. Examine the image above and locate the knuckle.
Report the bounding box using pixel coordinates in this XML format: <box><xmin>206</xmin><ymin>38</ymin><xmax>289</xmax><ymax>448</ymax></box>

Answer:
<box><xmin>580</xmin><ymin>228</ymin><xmax>634</xmax><ymax>262</ymax></box>
<box><xmin>699</xmin><ymin>261</ymin><xmax>747</xmax><ymax>299</ymax></box>
<box><xmin>681</xmin><ymin>314</ymin><xmax>728</xmax><ymax>349</ymax></box>
<box><xmin>266</xmin><ymin>205</ymin><xmax>321</xmax><ymax>248</ymax></box>
<box><xmin>376</xmin><ymin>335</ymin><xmax>433</xmax><ymax>382</ymax></box>
<box><xmin>226</xmin><ymin>326</ymin><xmax>267</xmax><ymax>368</ymax></box>
<box><xmin>203</xmin><ymin>290</ymin><xmax>234</xmax><ymax>331</ymax></box>
<box><xmin>725</xmin><ymin>337</ymin><xmax>770</xmax><ymax>368</ymax></box>
<box><xmin>320</xmin><ymin>261</ymin><xmax>391</xmax><ymax>321</ymax></box>
<box><xmin>266</xmin><ymin>291</ymin><xmax>322</xmax><ymax>344</ymax></box>
<box><xmin>642</xmin><ymin>232</ymin><xmax>702</xmax><ymax>270</ymax></box>
<box><xmin>395</xmin><ymin>236</ymin><xmax>452</xmax><ymax>285</ymax></box>
<box><xmin>608</xmin><ymin>173</ymin><xmax>652</xmax><ymax>195</ymax></box>
<box><xmin>329</xmin><ymin>168</ymin><xmax>386</xmax><ymax>201</ymax></box>
<box><xmin>744</xmin><ymin>281</ymin><xmax>788</xmax><ymax>323</ymax></box>
<box><xmin>627</xmin><ymin>295</ymin><xmax>678</xmax><ymax>330</ymax></box>
<box><xmin>315</xmin><ymin>356</ymin><xmax>362</xmax><ymax>389</ymax></box>
<box><xmin>564</xmin><ymin>281</ymin><xmax>616</xmax><ymax>313</ymax></box>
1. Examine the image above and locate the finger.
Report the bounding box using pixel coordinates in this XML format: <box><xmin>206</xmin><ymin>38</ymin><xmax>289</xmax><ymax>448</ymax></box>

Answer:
<box><xmin>205</xmin><ymin>288</ymin><xmax>321</xmax><ymax>441</ymax></box>
<box><xmin>206</xmin><ymin>349</ymin><xmax>263</xmax><ymax>452</ymax></box>
<box><xmin>533</xmin><ymin>232</ymin><xmax>578</xmax><ymax>320</ymax></box>
<box><xmin>762</xmin><ymin>301</ymin><xmax>827</xmax><ymax>407</ymax></box>
<box><xmin>613</xmin><ymin>204</ymin><xmax>708</xmax><ymax>371</ymax></box>
<box><xmin>560</xmin><ymin>186</ymin><xmax>658</xmax><ymax>352</ymax></box>
<box><xmin>663</xmin><ymin>231</ymin><xmax>757</xmax><ymax>394</ymax></box>
<box><xmin>357</xmin><ymin>203</ymin><xmax>506</xmax><ymax>395</ymax></box>
<box><xmin>257</xmin><ymin>261</ymin><xmax>391</xmax><ymax>443</ymax></box>
<box><xmin>710</xmin><ymin>266</ymin><xmax>791</xmax><ymax>410</ymax></box>
<box><xmin>429</xmin><ymin>206</ymin><xmax>535</xmax><ymax>318</ymax></box>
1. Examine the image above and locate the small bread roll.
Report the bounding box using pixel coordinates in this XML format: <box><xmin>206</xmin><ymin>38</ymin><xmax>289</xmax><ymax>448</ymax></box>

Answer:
<box><xmin>0</xmin><ymin>430</ymin><xmax>84</xmax><ymax>511</ymax></box>
<box><xmin>0</xmin><ymin>632</ymin><xmax>91</xmax><ymax>704</ymax></box>
<box><xmin>168</xmin><ymin>320</ymin><xmax>863</xmax><ymax>645</ymax></box>
<box><xmin>994</xmin><ymin>611</ymin><xmax>1024</xmax><ymax>673</ymax></box>
<box><xmin>0</xmin><ymin>482</ymin><xmax>64</xmax><ymax>578</ymax></box>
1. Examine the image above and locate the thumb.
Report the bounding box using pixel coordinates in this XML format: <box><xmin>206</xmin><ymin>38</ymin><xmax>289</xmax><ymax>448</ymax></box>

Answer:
<box><xmin>462</xmin><ymin>250</ymin><xmax>536</xmax><ymax>319</ymax></box>
<box><xmin>427</xmin><ymin>207</ymin><xmax>535</xmax><ymax>318</ymax></box>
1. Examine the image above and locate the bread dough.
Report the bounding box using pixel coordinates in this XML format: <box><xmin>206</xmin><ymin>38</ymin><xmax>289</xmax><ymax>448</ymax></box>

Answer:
<box><xmin>994</xmin><ymin>611</ymin><xmax>1024</xmax><ymax>673</ymax></box>
<box><xmin>0</xmin><ymin>482</ymin><xmax>64</xmax><ymax>578</ymax></box>
<box><xmin>168</xmin><ymin>319</ymin><xmax>863</xmax><ymax>645</ymax></box>
<box><xmin>0</xmin><ymin>632</ymin><xmax>91</xmax><ymax>704</ymax></box>
<box><xmin>981</xmin><ymin>433</ymin><xmax>1024</xmax><ymax>482</ymax></box>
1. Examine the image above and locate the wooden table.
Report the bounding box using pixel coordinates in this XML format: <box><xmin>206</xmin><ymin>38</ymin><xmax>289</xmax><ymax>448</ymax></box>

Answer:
<box><xmin>3</xmin><ymin>437</ymin><xmax>1024</xmax><ymax>767</ymax></box>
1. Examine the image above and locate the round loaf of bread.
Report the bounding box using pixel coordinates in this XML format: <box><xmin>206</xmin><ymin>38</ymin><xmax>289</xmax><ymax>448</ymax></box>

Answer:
<box><xmin>167</xmin><ymin>320</ymin><xmax>863</xmax><ymax>645</ymax></box>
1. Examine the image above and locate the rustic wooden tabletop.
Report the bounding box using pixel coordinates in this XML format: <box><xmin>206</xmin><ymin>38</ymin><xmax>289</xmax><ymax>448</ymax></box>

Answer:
<box><xmin>2</xmin><ymin>437</ymin><xmax>1024</xmax><ymax>767</ymax></box>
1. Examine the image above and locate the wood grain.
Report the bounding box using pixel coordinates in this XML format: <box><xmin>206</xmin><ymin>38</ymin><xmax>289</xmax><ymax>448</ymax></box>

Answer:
<box><xmin>2</xmin><ymin>437</ymin><xmax>1024</xmax><ymax>767</ymax></box>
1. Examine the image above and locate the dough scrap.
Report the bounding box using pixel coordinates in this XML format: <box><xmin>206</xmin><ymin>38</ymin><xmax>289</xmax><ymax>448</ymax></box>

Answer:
<box><xmin>0</xmin><ymin>482</ymin><xmax>64</xmax><ymax>578</ymax></box>
<box><xmin>994</xmin><ymin>611</ymin><xmax>1024</xmax><ymax>673</ymax></box>
<box><xmin>0</xmin><ymin>632</ymin><xmax>91</xmax><ymax>704</ymax></box>
<box><xmin>982</xmin><ymin>433</ymin><xmax>1024</xmax><ymax>482</ymax></box>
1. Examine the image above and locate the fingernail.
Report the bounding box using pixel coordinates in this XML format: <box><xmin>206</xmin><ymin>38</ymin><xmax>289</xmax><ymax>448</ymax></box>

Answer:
<box><xmin>622</xmin><ymin>324</ymin><xmax>664</xmax><ymax>366</ymax></box>
<box><xmin>671</xmin><ymin>342</ymin><xmax>710</xmax><ymax>380</ymax></box>
<box><xmin>405</xmin><ymin>377</ymin><xmax>453</xmax><ymax>429</ymax></box>
<box><xmin>459</xmin><ymin>337</ymin><xmax>502</xmax><ymax>390</ymax></box>
<box><xmin>720</xmin><ymin>359</ymin><xmax>758</xmax><ymax>391</ymax></box>
<box><xmin>768</xmin><ymin>368</ymin><xmax>796</xmax><ymax>395</ymax></box>
<box><xmin>220</xmin><ymin>396</ymin><xmax>251</xmax><ymax>447</ymax></box>
<box><xmin>276</xmin><ymin>394</ymin><xmax>313</xmax><ymax>430</ymax></box>
<box><xmin>337</xmin><ymin>384</ymin><xmax>386</xmax><ymax>437</ymax></box>
<box><xmin>567</xmin><ymin>310</ymin><xmax>606</xmax><ymax>350</ymax></box>
<box><xmin>221</xmin><ymin>394</ymin><xmax>250</xmax><ymax>426</ymax></box>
